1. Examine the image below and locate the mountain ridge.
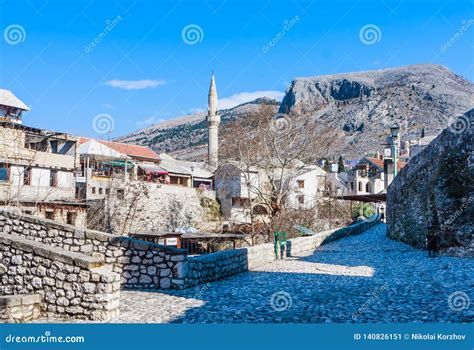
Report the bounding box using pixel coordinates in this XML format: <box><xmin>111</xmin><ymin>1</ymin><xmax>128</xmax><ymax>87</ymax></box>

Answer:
<box><xmin>117</xmin><ymin>64</ymin><xmax>474</xmax><ymax>160</ymax></box>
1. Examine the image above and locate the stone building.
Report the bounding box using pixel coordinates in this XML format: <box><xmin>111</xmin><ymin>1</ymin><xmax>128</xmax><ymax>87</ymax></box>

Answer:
<box><xmin>215</xmin><ymin>161</ymin><xmax>333</xmax><ymax>223</ymax></box>
<box><xmin>346</xmin><ymin>157</ymin><xmax>406</xmax><ymax>195</ymax></box>
<box><xmin>0</xmin><ymin>89</ymin><xmax>86</xmax><ymax>228</ymax></box>
<box><xmin>285</xmin><ymin>165</ymin><xmax>327</xmax><ymax>210</ymax></box>
<box><xmin>77</xmin><ymin>138</ymin><xmax>218</xmax><ymax>234</ymax></box>
<box><xmin>159</xmin><ymin>153</ymin><xmax>214</xmax><ymax>189</ymax></box>
<box><xmin>77</xmin><ymin>137</ymin><xmax>161</xmax><ymax>201</ymax></box>
<box><xmin>214</xmin><ymin>162</ymin><xmax>262</xmax><ymax>223</ymax></box>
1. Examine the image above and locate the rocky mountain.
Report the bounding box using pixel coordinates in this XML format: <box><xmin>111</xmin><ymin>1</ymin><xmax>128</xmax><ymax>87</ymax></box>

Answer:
<box><xmin>117</xmin><ymin>98</ymin><xmax>279</xmax><ymax>161</ymax></box>
<box><xmin>118</xmin><ymin>64</ymin><xmax>473</xmax><ymax>159</ymax></box>
<box><xmin>280</xmin><ymin>64</ymin><xmax>474</xmax><ymax>157</ymax></box>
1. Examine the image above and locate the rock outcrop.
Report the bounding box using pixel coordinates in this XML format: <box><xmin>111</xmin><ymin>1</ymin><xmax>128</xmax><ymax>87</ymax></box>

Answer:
<box><xmin>387</xmin><ymin>109</ymin><xmax>473</xmax><ymax>257</ymax></box>
<box><xmin>280</xmin><ymin>64</ymin><xmax>474</xmax><ymax>157</ymax></box>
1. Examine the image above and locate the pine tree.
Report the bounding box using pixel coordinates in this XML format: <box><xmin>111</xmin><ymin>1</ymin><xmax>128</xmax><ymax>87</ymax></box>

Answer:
<box><xmin>337</xmin><ymin>155</ymin><xmax>344</xmax><ymax>173</ymax></box>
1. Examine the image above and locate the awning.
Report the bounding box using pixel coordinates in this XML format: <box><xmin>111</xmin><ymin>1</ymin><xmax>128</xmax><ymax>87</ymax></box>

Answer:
<box><xmin>101</xmin><ymin>160</ymin><xmax>135</xmax><ymax>170</ymax></box>
<box><xmin>336</xmin><ymin>193</ymin><xmax>387</xmax><ymax>202</ymax></box>
<box><xmin>80</xmin><ymin>140</ymin><xmax>128</xmax><ymax>160</ymax></box>
<box><xmin>139</xmin><ymin>164</ymin><xmax>168</xmax><ymax>175</ymax></box>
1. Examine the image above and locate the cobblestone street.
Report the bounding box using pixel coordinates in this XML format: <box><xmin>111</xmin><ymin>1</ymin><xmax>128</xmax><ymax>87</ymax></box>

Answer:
<box><xmin>113</xmin><ymin>224</ymin><xmax>474</xmax><ymax>323</ymax></box>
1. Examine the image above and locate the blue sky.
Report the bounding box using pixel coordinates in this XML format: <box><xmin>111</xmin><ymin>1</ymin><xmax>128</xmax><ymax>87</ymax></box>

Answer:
<box><xmin>0</xmin><ymin>0</ymin><xmax>472</xmax><ymax>138</ymax></box>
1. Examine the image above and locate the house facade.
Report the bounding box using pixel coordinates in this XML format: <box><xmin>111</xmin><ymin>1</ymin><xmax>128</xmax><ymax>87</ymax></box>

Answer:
<box><xmin>285</xmin><ymin>165</ymin><xmax>327</xmax><ymax>210</ymax></box>
<box><xmin>347</xmin><ymin>157</ymin><xmax>386</xmax><ymax>195</ymax></box>
<box><xmin>0</xmin><ymin>90</ymin><xmax>86</xmax><ymax>227</ymax></box>
<box><xmin>214</xmin><ymin>162</ymin><xmax>262</xmax><ymax>224</ymax></box>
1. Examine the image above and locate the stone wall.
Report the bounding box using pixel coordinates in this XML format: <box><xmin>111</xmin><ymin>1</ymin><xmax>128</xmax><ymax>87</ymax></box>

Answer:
<box><xmin>0</xmin><ymin>209</ymin><xmax>189</xmax><ymax>289</ymax></box>
<box><xmin>88</xmin><ymin>181</ymin><xmax>217</xmax><ymax>234</ymax></box>
<box><xmin>387</xmin><ymin>109</ymin><xmax>473</xmax><ymax>257</ymax></box>
<box><xmin>0</xmin><ymin>233</ymin><xmax>120</xmax><ymax>321</ymax></box>
<box><xmin>0</xmin><ymin>294</ymin><xmax>41</xmax><ymax>323</ymax></box>
<box><xmin>185</xmin><ymin>216</ymin><xmax>381</xmax><ymax>287</ymax></box>
<box><xmin>0</xmin><ymin>208</ymin><xmax>380</xmax><ymax>295</ymax></box>
<box><xmin>2</xmin><ymin>204</ymin><xmax>87</xmax><ymax>230</ymax></box>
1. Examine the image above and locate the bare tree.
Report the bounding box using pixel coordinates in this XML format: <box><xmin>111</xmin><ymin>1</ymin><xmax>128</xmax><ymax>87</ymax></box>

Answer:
<box><xmin>219</xmin><ymin>104</ymin><xmax>341</xmax><ymax>242</ymax></box>
<box><xmin>86</xmin><ymin>175</ymin><xmax>150</xmax><ymax>234</ymax></box>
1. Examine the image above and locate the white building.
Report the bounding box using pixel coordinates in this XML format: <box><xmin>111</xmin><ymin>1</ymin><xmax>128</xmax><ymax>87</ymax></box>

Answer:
<box><xmin>215</xmin><ymin>160</ymin><xmax>338</xmax><ymax>223</ymax></box>
<box><xmin>347</xmin><ymin>157</ymin><xmax>386</xmax><ymax>195</ymax></box>
<box><xmin>214</xmin><ymin>162</ymin><xmax>262</xmax><ymax>223</ymax></box>
<box><xmin>285</xmin><ymin>165</ymin><xmax>326</xmax><ymax>210</ymax></box>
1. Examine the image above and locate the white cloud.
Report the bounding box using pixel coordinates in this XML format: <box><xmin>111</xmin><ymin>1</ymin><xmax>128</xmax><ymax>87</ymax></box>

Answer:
<box><xmin>105</xmin><ymin>79</ymin><xmax>166</xmax><ymax>90</ymax></box>
<box><xmin>218</xmin><ymin>90</ymin><xmax>284</xmax><ymax>110</ymax></box>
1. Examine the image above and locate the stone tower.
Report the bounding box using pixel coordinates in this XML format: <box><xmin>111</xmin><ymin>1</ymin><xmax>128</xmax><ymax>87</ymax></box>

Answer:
<box><xmin>207</xmin><ymin>72</ymin><xmax>220</xmax><ymax>167</ymax></box>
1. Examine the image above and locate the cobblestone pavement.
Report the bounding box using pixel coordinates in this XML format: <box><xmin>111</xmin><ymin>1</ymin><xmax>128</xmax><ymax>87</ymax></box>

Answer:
<box><xmin>113</xmin><ymin>224</ymin><xmax>474</xmax><ymax>323</ymax></box>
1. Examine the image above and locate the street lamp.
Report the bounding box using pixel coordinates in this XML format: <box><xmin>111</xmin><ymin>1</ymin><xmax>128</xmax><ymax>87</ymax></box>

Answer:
<box><xmin>390</xmin><ymin>123</ymin><xmax>400</xmax><ymax>138</ymax></box>
<box><xmin>390</xmin><ymin>123</ymin><xmax>400</xmax><ymax>177</ymax></box>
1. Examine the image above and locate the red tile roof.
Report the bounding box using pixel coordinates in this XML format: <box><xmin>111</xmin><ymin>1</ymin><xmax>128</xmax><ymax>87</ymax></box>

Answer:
<box><xmin>365</xmin><ymin>157</ymin><xmax>406</xmax><ymax>172</ymax></box>
<box><xmin>80</xmin><ymin>137</ymin><xmax>160</xmax><ymax>162</ymax></box>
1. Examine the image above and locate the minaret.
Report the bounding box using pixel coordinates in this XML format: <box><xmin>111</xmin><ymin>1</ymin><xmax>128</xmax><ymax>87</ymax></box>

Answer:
<box><xmin>207</xmin><ymin>72</ymin><xmax>220</xmax><ymax>167</ymax></box>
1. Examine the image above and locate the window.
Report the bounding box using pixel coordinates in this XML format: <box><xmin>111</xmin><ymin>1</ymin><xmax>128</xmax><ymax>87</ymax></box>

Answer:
<box><xmin>298</xmin><ymin>195</ymin><xmax>305</xmax><ymax>204</ymax></box>
<box><xmin>67</xmin><ymin>212</ymin><xmax>77</xmax><ymax>225</ymax></box>
<box><xmin>0</xmin><ymin>164</ymin><xmax>9</xmax><ymax>182</ymax></box>
<box><xmin>99</xmin><ymin>187</ymin><xmax>103</xmax><ymax>195</ymax></box>
<box><xmin>117</xmin><ymin>189</ymin><xmax>125</xmax><ymax>200</ymax></box>
<box><xmin>23</xmin><ymin>167</ymin><xmax>31</xmax><ymax>185</ymax></box>
<box><xmin>45</xmin><ymin>211</ymin><xmax>54</xmax><ymax>220</ymax></box>
<box><xmin>50</xmin><ymin>170</ymin><xmax>58</xmax><ymax>187</ymax></box>
<box><xmin>365</xmin><ymin>183</ymin><xmax>370</xmax><ymax>193</ymax></box>
<box><xmin>91</xmin><ymin>187</ymin><xmax>96</xmax><ymax>194</ymax></box>
<box><xmin>105</xmin><ymin>188</ymin><xmax>110</xmax><ymax>195</ymax></box>
<box><xmin>350</xmin><ymin>182</ymin><xmax>354</xmax><ymax>191</ymax></box>
<box><xmin>297</xmin><ymin>180</ymin><xmax>305</xmax><ymax>188</ymax></box>
<box><xmin>358</xmin><ymin>181</ymin><xmax>362</xmax><ymax>192</ymax></box>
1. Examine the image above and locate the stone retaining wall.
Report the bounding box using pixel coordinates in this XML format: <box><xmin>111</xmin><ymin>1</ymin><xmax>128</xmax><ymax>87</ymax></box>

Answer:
<box><xmin>0</xmin><ymin>209</ymin><xmax>380</xmax><ymax>293</ymax></box>
<box><xmin>0</xmin><ymin>210</ymin><xmax>188</xmax><ymax>289</ymax></box>
<box><xmin>0</xmin><ymin>233</ymin><xmax>120</xmax><ymax>321</ymax></box>
<box><xmin>185</xmin><ymin>216</ymin><xmax>381</xmax><ymax>287</ymax></box>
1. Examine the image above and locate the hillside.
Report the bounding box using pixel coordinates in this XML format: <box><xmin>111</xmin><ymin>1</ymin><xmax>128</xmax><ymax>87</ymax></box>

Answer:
<box><xmin>118</xmin><ymin>64</ymin><xmax>474</xmax><ymax>159</ymax></box>
<box><xmin>117</xmin><ymin>98</ymin><xmax>279</xmax><ymax>161</ymax></box>
<box><xmin>279</xmin><ymin>64</ymin><xmax>474</xmax><ymax>156</ymax></box>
